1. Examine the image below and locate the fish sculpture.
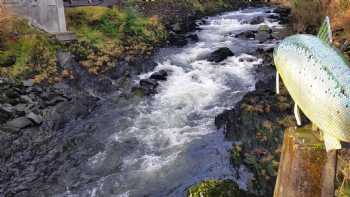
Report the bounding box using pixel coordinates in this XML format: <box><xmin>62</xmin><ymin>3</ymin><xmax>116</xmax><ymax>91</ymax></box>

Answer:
<box><xmin>274</xmin><ymin>17</ymin><xmax>350</xmax><ymax>151</ymax></box>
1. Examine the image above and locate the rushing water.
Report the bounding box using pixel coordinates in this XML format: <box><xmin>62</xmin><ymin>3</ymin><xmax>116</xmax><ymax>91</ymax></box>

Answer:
<box><xmin>60</xmin><ymin>7</ymin><xmax>282</xmax><ymax>197</ymax></box>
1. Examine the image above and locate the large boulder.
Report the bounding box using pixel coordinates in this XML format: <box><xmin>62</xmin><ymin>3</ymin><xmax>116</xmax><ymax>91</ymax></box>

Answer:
<box><xmin>207</xmin><ymin>48</ymin><xmax>234</xmax><ymax>63</ymax></box>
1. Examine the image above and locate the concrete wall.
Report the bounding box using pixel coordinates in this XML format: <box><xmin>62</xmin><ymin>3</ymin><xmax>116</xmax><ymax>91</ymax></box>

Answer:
<box><xmin>1</xmin><ymin>0</ymin><xmax>67</xmax><ymax>33</ymax></box>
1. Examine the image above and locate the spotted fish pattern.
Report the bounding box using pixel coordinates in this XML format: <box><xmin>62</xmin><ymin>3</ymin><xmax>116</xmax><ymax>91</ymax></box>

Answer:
<box><xmin>274</xmin><ymin>18</ymin><xmax>350</xmax><ymax>151</ymax></box>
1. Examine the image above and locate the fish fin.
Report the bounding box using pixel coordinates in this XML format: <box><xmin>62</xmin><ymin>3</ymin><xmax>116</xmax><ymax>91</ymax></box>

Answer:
<box><xmin>294</xmin><ymin>103</ymin><xmax>302</xmax><ymax>126</ymax></box>
<box><xmin>276</xmin><ymin>72</ymin><xmax>280</xmax><ymax>95</ymax></box>
<box><xmin>323</xmin><ymin>131</ymin><xmax>341</xmax><ymax>152</ymax></box>
<box><xmin>317</xmin><ymin>16</ymin><xmax>333</xmax><ymax>44</ymax></box>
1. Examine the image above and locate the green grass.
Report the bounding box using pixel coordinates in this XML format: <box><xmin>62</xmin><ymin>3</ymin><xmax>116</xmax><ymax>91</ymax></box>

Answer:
<box><xmin>0</xmin><ymin>18</ymin><xmax>59</xmax><ymax>82</ymax></box>
<box><xmin>65</xmin><ymin>6</ymin><xmax>167</xmax><ymax>74</ymax></box>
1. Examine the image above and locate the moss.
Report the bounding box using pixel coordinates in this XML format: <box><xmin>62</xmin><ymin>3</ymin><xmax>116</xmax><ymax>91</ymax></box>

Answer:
<box><xmin>0</xmin><ymin>17</ymin><xmax>60</xmax><ymax>82</ymax></box>
<box><xmin>187</xmin><ymin>180</ymin><xmax>255</xmax><ymax>197</ymax></box>
<box><xmin>65</xmin><ymin>6</ymin><xmax>167</xmax><ymax>74</ymax></box>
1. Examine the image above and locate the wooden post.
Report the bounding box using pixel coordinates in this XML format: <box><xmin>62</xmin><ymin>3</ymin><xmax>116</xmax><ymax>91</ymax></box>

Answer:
<box><xmin>274</xmin><ymin>125</ymin><xmax>337</xmax><ymax>197</ymax></box>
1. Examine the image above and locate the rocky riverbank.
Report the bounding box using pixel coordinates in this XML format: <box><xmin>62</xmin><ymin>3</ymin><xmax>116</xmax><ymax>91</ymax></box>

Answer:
<box><xmin>1</xmin><ymin>2</ymin><xmax>272</xmax><ymax>196</ymax></box>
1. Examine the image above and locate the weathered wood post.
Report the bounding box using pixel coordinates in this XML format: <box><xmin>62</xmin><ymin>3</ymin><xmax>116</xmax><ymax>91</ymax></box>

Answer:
<box><xmin>274</xmin><ymin>125</ymin><xmax>337</xmax><ymax>197</ymax></box>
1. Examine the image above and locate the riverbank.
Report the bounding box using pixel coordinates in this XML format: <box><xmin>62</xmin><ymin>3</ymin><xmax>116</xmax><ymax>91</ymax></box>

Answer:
<box><xmin>0</xmin><ymin>1</ymin><xmax>266</xmax><ymax>196</ymax></box>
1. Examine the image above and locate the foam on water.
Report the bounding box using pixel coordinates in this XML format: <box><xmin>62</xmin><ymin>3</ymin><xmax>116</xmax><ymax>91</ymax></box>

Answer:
<box><xmin>63</xmin><ymin>7</ymin><xmax>283</xmax><ymax>197</ymax></box>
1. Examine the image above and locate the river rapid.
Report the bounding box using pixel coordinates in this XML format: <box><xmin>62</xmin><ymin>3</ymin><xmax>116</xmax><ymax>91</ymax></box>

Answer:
<box><xmin>59</xmin><ymin>7</ymin><xmax>282</xmax><ymax>197</ymax></box>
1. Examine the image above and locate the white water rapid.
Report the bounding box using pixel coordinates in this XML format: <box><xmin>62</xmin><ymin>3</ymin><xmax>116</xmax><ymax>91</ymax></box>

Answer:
<box><xmin>62</xmin><ymin>7</ymin><xmax>282</xmax><ymax>197</ymax></box>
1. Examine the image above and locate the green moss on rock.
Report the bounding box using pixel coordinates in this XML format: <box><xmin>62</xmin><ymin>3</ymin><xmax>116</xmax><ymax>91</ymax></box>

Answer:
<box><xmin>187</xmin><ymin>180</ymin><xmax>255</xmax><ymax>197</ymax></box>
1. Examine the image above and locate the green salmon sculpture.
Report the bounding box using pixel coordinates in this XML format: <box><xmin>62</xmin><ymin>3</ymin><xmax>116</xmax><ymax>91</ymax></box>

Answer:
<box><xmin>274</xmin><ymin>17</ymin><xmax>350</xmax><ymax>151</ymax></box>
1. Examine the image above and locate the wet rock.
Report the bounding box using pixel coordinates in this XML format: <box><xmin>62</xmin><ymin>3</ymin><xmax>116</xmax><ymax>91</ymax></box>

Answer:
<box><xmin>255</xmin><ymin>32</ymin><xmax>272</xmax><ymax>43</ymax></box>
<box><xmin>139</xmin><ymin>78</ymin><xmax>159</xmax><ymax>95</ymax></box>
<box><xmin>5</xmin><ymin>117</ymin><xmax>33</xmax><ymax>131</ymax></box>
<box><xmin>187</xmin><ymin>34</ymin><xmax>199</xmax><ymax>42</ymax></box>
<box><xmin>239</xmin><ymin>56</ymin><xmax>257</xmax><ymax>63</ymax></box>
<box><xmin>235</xmin><ymin>30</ymin><xmax>256</xmax><ymax>39</ymax></box>
<box><xmin>250</xmin><ymin>16</ymin><xmax>265</xmax><ymax>25</ymax></box>
<box><xmin>207</xmin><ymin>47</ymin><xmax>234</xmax><ymax>63</ymax></box>
<box><xmin>278</xmin><ymin>17</ymin><xmax>290</xmax><ymax>25</ymax></box>
<box><xmin>171</xmin><ymin>22</ymin><xmax>182</xmax><ymax>33</ymax></box>
<box><xmin>26</xmin><ymin>112</ymin><xmax>43</xmax><ymax>125</ymax></box>
<box><xmin>273</xmin><ymin>7</ymin><xmax>291</xmax><ymax>17</ymax></box>
<box><xmin>168</xmin><ymin>32</ymin><xmax>188</xmax><ymax>47</ymax></box>
<box><xmin>150</xmin><ymin>70</ymin><xmax>169</xmax><ymax>81</ymax></box>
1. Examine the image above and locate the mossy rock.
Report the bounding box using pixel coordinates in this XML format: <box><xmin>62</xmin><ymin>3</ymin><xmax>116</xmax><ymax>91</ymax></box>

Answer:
<box><xmin>187</xmin><ymin>180</ymin><xmax>256</xmax><ymax>197</ymax></box>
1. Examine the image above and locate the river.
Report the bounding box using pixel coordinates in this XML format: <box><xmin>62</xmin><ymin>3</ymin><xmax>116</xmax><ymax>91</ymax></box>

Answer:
<box><xmin>59</xmin><ymin>7</ymin><xmax>282</xmax><ymax>197</ymax></box>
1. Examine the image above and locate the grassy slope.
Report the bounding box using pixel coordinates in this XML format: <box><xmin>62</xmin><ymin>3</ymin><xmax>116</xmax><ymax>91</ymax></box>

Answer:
<box><xmin>0</xmin><ymin>17</ymin><xmax>60</xmax><ymax>83</ymax></box>
<box><xmin>65</xmin><ymin>6</ymin><xmax>167</xmax><ymax>74</ymax></box>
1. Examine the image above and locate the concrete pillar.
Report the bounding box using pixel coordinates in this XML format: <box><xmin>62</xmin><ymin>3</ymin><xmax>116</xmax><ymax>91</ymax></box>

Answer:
<box><xmin>2</xmin><ymin>0</ymin><xmax>67</xmax><ymax>33</ymax></box>
<box><xmin>56</xmin><ymin>0</ymin><xmax>67</xmax><ymax>32</ymax></box>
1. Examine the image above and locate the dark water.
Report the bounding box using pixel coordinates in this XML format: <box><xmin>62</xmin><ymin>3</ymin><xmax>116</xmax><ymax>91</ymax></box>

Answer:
<box><xmin>58</xmin><ymin>7</ymin><xmax>282</xmax><ymax>197</ymax></box>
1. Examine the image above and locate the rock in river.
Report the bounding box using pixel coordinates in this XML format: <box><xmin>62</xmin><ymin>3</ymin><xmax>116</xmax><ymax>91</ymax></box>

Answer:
<box><xmin>150</xmin><ymin>70</ymin><xmax>169</xmax><ymax>81</ymax></box>
<box><xmin>139</xmin><ymin>78</ymin><xmax>159</xmax><ymax>95</ymax></box>
<box><xmin>207</xmin><ymin>47</ymin><xmax>234</xmax><ymax>63</ymax></box>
